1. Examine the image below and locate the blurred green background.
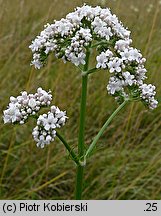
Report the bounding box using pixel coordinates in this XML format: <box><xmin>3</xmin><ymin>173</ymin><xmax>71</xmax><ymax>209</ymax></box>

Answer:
<box><xmin>0</xmin><ymin>0</ymin><xmax>161</xmax><ymax>200</ymax></box>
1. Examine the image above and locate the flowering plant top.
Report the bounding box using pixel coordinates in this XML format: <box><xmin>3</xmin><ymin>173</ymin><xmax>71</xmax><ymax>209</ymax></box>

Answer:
<box><xmin>3</xmin><ymin>4</ymin><xmax>159</xmax><ymax>200</ymax></box>
<box><xmin>29</xmin><ymin>4</ymin><xmax>158</xmax><ymax>110</ymax></box>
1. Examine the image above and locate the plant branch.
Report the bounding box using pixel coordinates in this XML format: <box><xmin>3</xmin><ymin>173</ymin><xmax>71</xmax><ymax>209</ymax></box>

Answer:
<box><xmin>56</xmin><ymin>131</ymin><xmax>80</xmax><ymax>166</ymax></box>
<box><xmin>91</xmin><ymin>40</ymin><xmax>112</xmax><ymax>48</ymax></box>
<box><xmin>82</xmin><ymin>67</ymin><xmax>97</xmax><ymax>76</ymax></box>
<box><xmin>84</xmin><ymin>99</ymin><xmax>129</xmax><ymax>159</ymax></box>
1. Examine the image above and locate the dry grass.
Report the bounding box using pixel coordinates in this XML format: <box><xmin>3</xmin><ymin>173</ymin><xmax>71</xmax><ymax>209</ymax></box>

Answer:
<box><xmin>0</xmin><ymin>0</ymin><xmax>161</xmax><ymax>199</ymax></box>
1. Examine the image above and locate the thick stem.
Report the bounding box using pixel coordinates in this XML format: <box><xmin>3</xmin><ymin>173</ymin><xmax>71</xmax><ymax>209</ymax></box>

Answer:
<box><xmin>84</xmin><ymin>100</ymin><xmax>129</xmax><ymax>159</ymax></box>
<box><xmin>75</xmin><ymin>49</ymin><xmax>90</xmax><ymax>200</ymax></box>
<box><xmin>78</xmin><ymin>75</ymin><xmax>88</xmax><ymax>156</ymax></box>
<box><xmin>75</xmin><ymin>165</ymin><xmax>84</xmax><ymax>199</ymax></box>
<box><xmin>56</xmin><ymin>131</ymin><xmax>80</xmax><ymax>166</ymax></box>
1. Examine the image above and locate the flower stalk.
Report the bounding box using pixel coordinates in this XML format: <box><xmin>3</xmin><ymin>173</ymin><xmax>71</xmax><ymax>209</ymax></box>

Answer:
<box><xmin>84</xmin><ymin>99</ymin><xmax>129</xmax><ymax>160</ymax></box>
<box><xmin>75</xmin><ymin>48</ymin><xmax>90</xmax><ymax>200</ymax></box>
<box><xmin>56</xmin><ymin>131</ymin><xmax>80</xmax><ymax>166</ymax></box>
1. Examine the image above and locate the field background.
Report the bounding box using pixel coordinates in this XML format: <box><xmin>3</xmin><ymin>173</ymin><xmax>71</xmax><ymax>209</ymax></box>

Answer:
<box><xmin>0</xmin><ymin>0</ymin><xmax>161</xmax><ymax>200</ymax></box>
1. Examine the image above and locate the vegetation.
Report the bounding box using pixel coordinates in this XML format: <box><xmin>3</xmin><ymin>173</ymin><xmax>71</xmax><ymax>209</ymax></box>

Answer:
<box><xmin>0</xmin><ymin>0</ymin><xmax>161</xmax><ymax>199</ymax></box>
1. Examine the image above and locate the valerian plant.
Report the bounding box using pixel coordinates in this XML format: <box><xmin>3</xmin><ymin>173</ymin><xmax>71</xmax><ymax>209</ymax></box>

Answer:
<box><xmin>3</xmin><ymin>5</ymin><xmax>158</xmax><ymax>199</ymax></box>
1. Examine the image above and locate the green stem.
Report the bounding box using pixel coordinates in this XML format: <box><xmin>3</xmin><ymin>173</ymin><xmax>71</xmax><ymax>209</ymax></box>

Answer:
<box><xmin>91</xmin><ymin>40</ymin><xmax>112</xmax><ymax>48</ymax></box>
<box><xmin>78</xmin><ymin>75</ymin><xmax>88</xmax><ymax>156</ymax></box>
<box><xmin>56</xmin><ymin>131</ymin><xmax>80</xmax><ymax>166</ymax></box>
<box><xmin>75</xmin><ymin>48</ymin><xmax>90</xmax><ymax>200</ymax></box>
<box><xmin>75</xmin><ymin>165</ymin><xmax>84</xmax><ymax>199</ymax></box>
<box><xmin>82</xmin><ymin>67</ymin><xmax>97</xmax><ymax>76</ymax></box>
<box><xmin>84</xmin><ymin>100</ymin><xmax>129</xmax><ymax>159</ymax></box>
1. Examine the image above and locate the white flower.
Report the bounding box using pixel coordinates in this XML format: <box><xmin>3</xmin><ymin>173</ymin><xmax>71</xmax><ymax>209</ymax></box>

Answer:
<box><xmin>100</xmin><ymin>8</ymin><xmax>111</xmax><ymax>19</ymax></box>
<box><xmin>104</xmin><ymin>14</ymin><xmax>118</xmax><ymax>25</ymax></box>
<box><xmin>113</xmin><ymin>23</ymin><xmax>131</xmax><ymax>39</ymax></box>
<box><xmin>44</xmin><ymin>40</ymin><xmax>56</xmax><ymax>54</ymax></box>
<box><xmin>115</xmin><ymin>39</ymin><xmax>132</xmax><ymax>51</ymax></box>
<box><xmin>96</xmin><ymin>50</ymin><xmax>113</xmax><ymax>69</ymax></box>
<box><xmin>28</xmin><ymin>98</ymin><xmax>37</xmax><ymax>108</ymax></box>
<box><xmin>128</xmin><ymin>48</ymin><xmax>142</xmax><ymax>62</ymax></box>
<box><xmin>56</xmin><ymin>19</ymin><xmax>73</xmax><ymax>36</ymax></box>
<box><xmin>46</xmin><ymin>135</ymin><xmax>52</xmax><ymax>143</ymax></box>
<box><xmin>66</xmin><ymin>12</ymin><xmax>82</xmax><ymax>25</ymax></box>
<box><xmin>29</xmin><ymin>37</ymin><xmax>46</xmax><ymax>52</ymax></box>
<box><xmin>105</xmin><ymin>49</ymin><xmax>113</xmax><ymax>58</ymax></box>
<box><xmin>78</xmin><ymin>28</ymin><xmax>92</xmax><ymax>42</ymax></box>
<box><xmin>10</xmin><ymin>96</ymin><xmax>17</xmax><ymax>103</ymax></box>
<box><xmin>136</xmin><ymin>67</ymin><xmax>147</xmax><ymax>82</ymax></box>
<box><xmin>149</xmin><ymin>99</ymin><xmax>158</xmax><ymax>109</ymax></box>
<box><xmin>120</xmin><ymin>49</ymin><xmax>131</xmax><ymax>61</ymax></box>
<box><xmin>107</xmin><ymin>58</ymin><xmax>123</xmax><ymax>73</ymax></box>
<box><xmin>139</xmin><ymin>83</ymin><xmax>158</xmax><ymax>109</ymax></box>
<box><xmin>92</xmin><ymin>17</ymin><xmax>113</xmax><ymax>40</ymax></box>
<box><xmin>31</xmin><ymin>53</ymin><xmax>43</xmax><ymax>69</ymax></box>
<box><xmin>107</xmin><ymin>76</ymin><xmax>124</xmax><ymax>95</ymax></box>
<box><xmin>140</xmin><ymin>84</ymin><xmax>156</xmax><ymax>99</ymax></box>
<box><xmin>122</xmin><ymin>72</ymin><xmax>135</xmax><ymax>86</ymax></box>
<box><xmin>31</xmin><ymin>59</ymin><xmax>43</xmax><ymax>69</ymax></box>
<box><xmin>32</xmin><ymin>106</ymin><xmax>67</xmax><ymax>148</ymax></box>
<box><xmin>99</xmin><ymin>26</ymin><xmax>113</xmax><ymax>40</ymax></box>
<box><xmin>120</xmin><ymin>48</ymin><xmax>142</xmax><ymax>63</ymax></box>
<box><xmin>69</xmin><ymin>52</ymin><xmax>86</xmax><ymax>66</ymax></box>
<box><xmin>96</xmin><ymin>52</ymin><xmax>108</xmax><ymax>69</ymax></box>
<box><xmin>3</xmin><ymin>104</ymin><xmax>21</xmax><ymax>124</ymax></box>
<box><xmin>77</xmin><ymin>5</ymin><xmax>97</xmax><ymax>20</ymax></box>
<box><xmin>92</xmin><ymin>17</ymin><xmax>106</xmax><ymax>31</ymax></box>
<box><xmin>43</xmin><ymin>113</ymin><xmax>57</xmax><ymax>130</ymax></box>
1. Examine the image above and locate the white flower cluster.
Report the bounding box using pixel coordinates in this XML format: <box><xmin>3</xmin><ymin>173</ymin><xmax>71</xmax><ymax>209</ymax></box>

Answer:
<box><xmin>32</xmin><ymin>106</ymin><xmax>67</xmax><ymax>148</ymax></box>
<box><xmin>29</xmin><ymin>4</ymin><xmax>157</xmax><ymax>109</ymax></box>
<box><xmin>3</xmin><ymin>88</ymin><xmax>68</xmax><ymax>148</ymax></box>
<box><xmin>92</xmin><ymin>16</ymin><xmax>113</xmax><ymax>40</ymax></box>
<box><xmin>98</xmin><ymin>38</ymin><xmax>158</xmax><ymax>109</ymax></box>
<box><xmin>3</xmin><ymin>88</ymin><xmax>52</xmax><ymax>124</ymax></box>
<box><xmin>140</xmin><ymin>84</ymin><xmax>158</xmax><ymax>109</ymax></box>
<box><xmin>65</xmin><ymin>27</ymin><xmax>92</xmax><ymax>66</ymax></box>
<box><xmin>29</xmin><ymin>4</ymin><xmax>130</xmax><ymax>69</ymax></box>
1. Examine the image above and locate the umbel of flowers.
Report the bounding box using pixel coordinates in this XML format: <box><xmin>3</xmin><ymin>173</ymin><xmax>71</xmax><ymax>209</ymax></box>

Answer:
<box><xmin>32</xmin><ymin>105</ymin><xmax>67</xmax><ymax>148</ymax></box>
<box><xmin>29</xmin><ymin>4</ymin><xmax>157</xmax><ymax>109</ymax></box>
<box><xmin>3</xmin><ymin>88</ymin><xmax>67</xmax><ymax>148</ymax></box>
<box><xmin>3</xmin><ymin>88</ymin><xmax>52</xmax><ymax>124</ymax></box>
<box><xmin>3</xmin><ymin>4</ymin><xmax>158</xmax><ymax>200</ymax></box>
